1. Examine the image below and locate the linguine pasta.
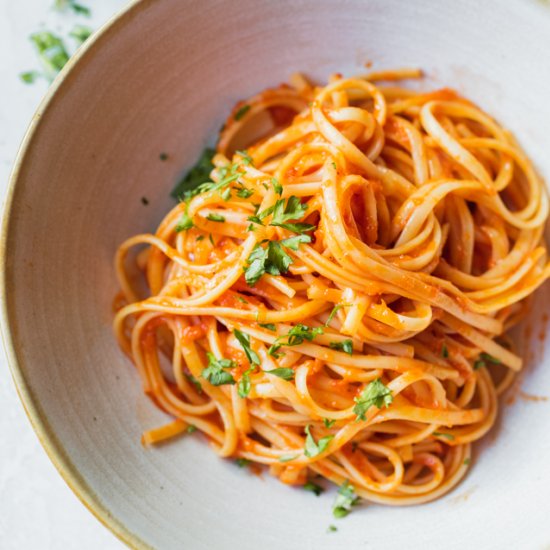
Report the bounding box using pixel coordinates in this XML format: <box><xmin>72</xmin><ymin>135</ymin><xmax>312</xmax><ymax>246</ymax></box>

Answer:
<box><xmin>114</xmin><ymin>69</ymin><xmax>550</xmax><ymax>507</ymax></box>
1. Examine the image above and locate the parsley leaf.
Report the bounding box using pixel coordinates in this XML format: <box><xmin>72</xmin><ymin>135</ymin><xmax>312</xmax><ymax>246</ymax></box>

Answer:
<box><xmin>280</xmin><ymin>234</ymin><xmax>311</xmax><ymax>250</ymax></box>
<box><xmin>304</xmin><ymin>481</ymin><xmax>324</xmax><ymax>496</ymax></box>
<box><xmin>353</xmin><ymin>379</ymin><xmax>393</xmax><ymax>421</ymax></box>
<box><xmin>279</xmin><ymin>455</ymin><xmax>299</xmax><ymax>462</ymax></box>
<box><xmin>202</xmin><ymin>352</ymin><xmax>236</xmax><ymax>386</ymax></box>
<box><xmin>243</xmin><ymin>241</ymin><xmax>293</xmax><ymax>286</ymax></box>
<box><xmin>20</xmin><ymin>71</ymin><xmax>40</xmax><ymax>84</ymax></box>
<box><xmin>270</xmin><ymin>196</ymin><xmax>315</xmax><ymax>233</ymax></box>
<box><xmin>323</xmin><ymin>418</ymin><xmax>336</xmax><ymax>428</ymax></box>
<box><xmin>233</xmin><ymin>329</ymin><xmax>260</xmax><ymax>366</ymax></box>
<box><xmin>186</xmin><ymin>425</ymin><xmax>197</xmax><ymax>433</ymax></box>
<box><xmin>473</xmin><ymin>352</ymin><xmax>501</xmax><ymax>370</ymax></box>
<box><xmin>235</xmin><ymin>458</ymin><xmax>251</xmax><ymax>468</ymax></box>
<box><xmin>327</xmin><ymin>525</ymin><xmax>338</xmax><ymax>533</ymax></box>
<box><xmin>175</xmin><ymin>205</ymin><xmax>194</xmax><ymax>232</ymax></box>
<box><xmin>185</xmin><ymin>374</ymin><xmax>203</xmax><ymax>394</ymax></box>
<box><xmin>333</xmin><ymin>480</ymin><xmax>359</xmax><ymax>518</ymax></box>
<box><xmin>268</xmin><ymin>324</ymin><xmax>324</xmax><ymax>356</ymax></box>
<box><xmin>433</xmin><ymin>432</ymin><xmax>455</xmax><ymax>441</ymax></box>
<box><xmin>69</xmin><ymin>24</ymin><xmax>92</xmax><ymax>46</ymax></box>
<box><xmin>236</xmin><ymin>186</ymin><xmax>254</xmax><ymax>199</ymax></box>
<box><xmin>171</xmin><ymin>148</ymin><xmax>215</xmax><ymax>200</ymax></box>
<box><xmin>54</xmin><ymin>0</ymin><xmax>91</xmax><ymax>16</ymax></box>
<box><xmin>259</xmin><ymin>323</ymin><xmax>276</xmax><ymax>331</ymax></box>
<box><xmin>236</xmin><ymin>150</ymin><xmax>254</xmax><ymax>166</ymax></box>
<box><xmin>265</xmin><ymin>368</ymin><xmax>295</xmax><ymax>381</ymax></box>
<box><xmin>271</xmin><ymin>177</ymin><xmax>283</xmax><ymax>195</ymax></box>
<box><xmin>329</xmin><ymin>339</ymin><xmax>353</xmax><ymax>356</ymax></box>
<box><xmin>234</xmin><ymin>104</ymin><xmax>251</xmax><ymax>120</ymax></box>
<box><xmin>28</xmin><ymin>31</ymin><xmax>70</xmax><ymax>81</ymax></box>
<box><xmin>304</xmin><ymin>424</ymin><xmax>334</xmax><ymax>458</ymax></box>
<box><xmin>238</xmin><ymin>368</ymin><xmax>253</xmax><ymax>398</ymax></box>
<box><xmin>206</xmin><ymin>213</ymin><xmax>225</xmax><ymax>222</ymax></box>
<box><xmin>441</xmin><ymin>343</ymin><xmax>449</xmax><ymax>358</ymax></box>
<box><xmin>325</xmin><ymin>304</ymin><xmax>346</xmax><ymax>326</ymax></box>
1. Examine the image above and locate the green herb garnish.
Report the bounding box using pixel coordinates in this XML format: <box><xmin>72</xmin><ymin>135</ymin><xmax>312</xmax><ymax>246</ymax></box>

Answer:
<box><xmin>202</xmin><ymin>352</ymin><xmax>236</xmax><ymax>386</ymax></box>
<box><xmin>304</xmin><ymin>481</ymin><xmax>324</xmax><ymax>496</ymax></box>
<box><xmin>353</xmin><ymin>379</ymin><xmax>393</xmax><ymax>421</ymax></box>
<box><xmin>265</xmin><ymin>368</ymin><xmax>295</xmax><ymax>381</ymax></box>
<box><xmin>323</xmin><ymin>418</ymin><xmax>336</xmax><ymax>428</ymax></box>
<box><xmin>233</xmin><ymin>329</ymin><xmax>260</xmax><ymax>366</ymax></box>
<box><xmin>304</xmin><ymin>425</ymin><xmax>334</xmax><ymax>458</ymax></box>
<box><xmin>206</xmin><ymin>213</ymin><xmax>225</xmax><ymax>222</ymax></box>
<box><xmin>69</xmin><ymin>24</ymin><xmax>92</xmax><ymax>46</ymax></box>
<box><xmin>441</xmin><ymin>343</ymin><xmax>449</xmax><ymax>358</ymax></box>
<box><xmin>54</xmin><ymin>0</ymin><xmax>91</xmax><ymax>16</ymax></box>
<box><xmin>175</xmin><ymin>205</ymin><xmax>194</xmax><ymax>232</ymax></box>
<box><xmin>433</xmin><ymin>432</ymin><xmax>455</xmax><ymax>441</ymax></box>
<box><xmin>170</xmin><ymin>148</ymin><xmax>215</xmax><ymax>200</ymax></box>
<box><xmin>237</xmin><ymin>368</ymin><xmax>253</xmax><ymax>398</ymax></box>
<box><xmin>333</xmin><ymin>480</ymin><xmax>359</xmax><ymax>518</ymax></box>
<box><xmin>186</xmin><ymin>425</ymin><xmax>197</xmax><ymax>433</ymax></box>
<box><xmin>271</xmin><ymin>177</ymin><xmax>283</xmax><ymax>195</ymax></box>
<box><xmin>268</xmin><ymin>324</ymin><xmax>324</xmax><ymax>356</ymax></box>
<box><xmin>28</xmin><ymin>31</ymin><xmax>70</xmax><ymax>81</ymax></box>
<box><xmin>259</xmin><ymin>323</ymin><xmax>276</xmax><ymax>331</ymax></box>
<box><xmin>329</xmin><ymin>339</ymin><xmax>353</xmax><ymax>356</ymax></box>
<box><xmin>234</xmin><ymin>104</ymin><xmax>251</xmax><ymax>120</ymax></box>
<box><xmin>235</xmin><ymin>458</ymin><xmax>251</xmax><ymax>468</ymax></box>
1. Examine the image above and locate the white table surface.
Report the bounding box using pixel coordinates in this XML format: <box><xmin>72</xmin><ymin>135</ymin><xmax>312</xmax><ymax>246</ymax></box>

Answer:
<box><xmin>0</xmin><ymin>1</ymin><xmax>128</xmax><ymax>548</ymax></box>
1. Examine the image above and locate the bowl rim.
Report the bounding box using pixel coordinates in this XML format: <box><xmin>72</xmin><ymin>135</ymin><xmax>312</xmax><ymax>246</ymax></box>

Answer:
<box><xmin>0</xmin><ymin>1</ymin><xmax>152</xmax><ymax>548</ymax></box>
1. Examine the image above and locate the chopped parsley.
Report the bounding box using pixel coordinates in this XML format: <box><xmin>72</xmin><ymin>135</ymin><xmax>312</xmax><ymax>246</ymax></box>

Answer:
<box><xmin>333</xmin><ymin>480</ymin><xmax>359</xmax><ymax>518</ymax></box>
<box><xmin>441</xmin><ymin>343</ymin><xmax>449</xmax><ymax>358</ymax></box>
<box><xmin>201</xmin><ymin>352</ymin><xmax>236</xmax><ymax>386</ymax></box>
<box><xmin>304</xmin><ymin>481</ymin><xmax>324</xmax><ymax>496</ymax></box>
<box><xmin>280</xmin><ymin>234</ymin><xmax>311</xmax><ymax>250</ymax></box>
<box><xmin>236</xmin><ymin>150</ymin><xmax>254</xmax><ymax>166</ymax></box>
<box><xmin>248</xmin><ymin>196</ymin><xmax>315</xmax><ymax>234</ymax></box>
<box><xmin>271</xmin><ymin>177</ymin><xmax>283</xmax><ymax>195</ymax></box>
<box><xmin>433</xmin><ymin>432</ymin><xmax>455</xmax><ymax>441</ymax></box>
<box><xmin>236</xmin><ymin>186</ymin><xmax>254</xmax><ymax>199</ymax></box>
<box><xmin>234</xmin><ymin>104</ymin><xmax>251</xmax><ymax>120</ymax></box>
<box><xmin>235</xmin><ymin>458</ymin><xmax>251</xmax><ymax>468</ymax></box>
<box><xmin>464</xmin><ymin>457</ymin><xmax>471</xmax><ymax>466</ymax></box>
<box><xmin>259</xmin><ymin>323</ymin><xmax>276</xmax><ymax>331</ymax></box>
<box><xmin>323</xmin><ymin>418</ymin><xmax>336</xmax><ymax>428</ymax></box>
<box><xmin>185</xmin><ymin>374</ymin><xmax>202</xmax><ymax>394</ymax></box>
<box><xmin>69</xmin><ymin>24</ymin><xmax>92</xmax><ymax>46</ymax></box>
<box><xmin>353</xmin><ymin>379</ymin><xmax>393</xmax><ymax>421</ymax></box>
<box><xmin>54</xmin><ymin>0</ymin><xmax>91</xmax><ymax>16</ymax></box>
<box><xmin>265</xmin><ymin>368</ymin><xmax>295</xmax><ymax>381</ymax></box>
<box><xmin>175</xmin><ymin>205</ymin><xmax>194</xmax><ymax>232</ymax></box>
<box><xmin>236</xmin><ymin>296</ymin><xmax>248</xmax><ymax>304</ymax></box>
<box><xmin>237</xmin><ymin>368</ymin><xmax>253</xmax><ymax>398</ymax></box>
<box><xmin>327</xmin><ymin>525</ymin><xmax>338</xmax><ymax>533</ymax></box>
<box><xmin>171</xmin><ymin>148</ymin><xmax>215</xmax><ymax>200</ymax></box>
<box><xmin>186</xmin><ymin>425</ymin><xmax>197</xmax><ymax>434</ymax></box>
<box><xmin>26</xmin><ymin>31</ymin><xmax>70</xmax><ymax>82</ymax></box>
<box><xmin>304</xmin><ymin>424</ymin><xmax>334</xmax><ymax>458</ymax></box>
<box><xmin>206</xmin><ymin>213</ymin><xmax>225</xmax><ymax>222</ymax></box>
<box><xmin>268</xmin><ymin>324</ymin><xmax>324</xmax><ymax>356</ymax></box>
<box><xmin>473</xmin><ymin>352</ymin><xmax>501</xmax><ymax>370</ymax></box>
<box><xmin>329</xmin><ymin>339</ymin><xmax>353</xmax><ymax>356</ymax></box>
<box><xmin>325</xmin><ymin>304</ymin><xmax>347</xmax><ymax>326</ymax></box>
<box><xmin>279</xmin><ymin>455</ymin><xmax>299</xmax><ymax>463</ymax></box>
<box><xmin>243</xmin><ymin>241</ymin><xmax>293</xmax><ymax>286</ymax></box>
<box><xmin>20</xmin><ymin>71</ymin><xmax>40</xmax><ymax>84</ymax></box>
<box><xmin>233</xmin><ymin>329</ymin><xmax>260</xmax><ymax>366</ymax></box>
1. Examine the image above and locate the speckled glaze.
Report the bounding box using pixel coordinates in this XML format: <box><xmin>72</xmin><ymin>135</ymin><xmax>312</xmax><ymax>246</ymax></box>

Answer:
<box><xmin>2</xmin><ymin>1</ymin><xmax>550</xmax><ymax>548</ymax></box>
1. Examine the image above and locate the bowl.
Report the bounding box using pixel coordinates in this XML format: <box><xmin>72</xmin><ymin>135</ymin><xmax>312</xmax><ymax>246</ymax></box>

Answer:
<box><xmin>3</xmin><ymin>0</ymin><xmax>550</xmax><ymax>548</ymax></box>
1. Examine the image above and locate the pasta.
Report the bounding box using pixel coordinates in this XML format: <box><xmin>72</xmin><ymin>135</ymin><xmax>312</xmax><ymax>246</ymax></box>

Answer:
<box><xmin>114</xmin><ymin>69</ymin><xmax>550</xmax><ymax>507</ymax></box>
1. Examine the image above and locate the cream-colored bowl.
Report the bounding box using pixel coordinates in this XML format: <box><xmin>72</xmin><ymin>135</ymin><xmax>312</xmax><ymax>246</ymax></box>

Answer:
<box><xmin>3</xmin><ymin>0</ymin><xmax>550</xmax><ymax>548</ymax></box>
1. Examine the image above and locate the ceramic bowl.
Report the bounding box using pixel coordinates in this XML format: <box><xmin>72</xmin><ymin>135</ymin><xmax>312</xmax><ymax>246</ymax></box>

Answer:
<box><xmin>3</xmin><ymin>0</ymin><xmax>550</xmax><ymax>548</ymax></box>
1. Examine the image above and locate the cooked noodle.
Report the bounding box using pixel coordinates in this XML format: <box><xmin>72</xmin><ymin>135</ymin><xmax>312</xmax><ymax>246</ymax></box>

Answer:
<box><xmin>114</xmin><ymin>69</ymin><xmax>550</xmax><ymax>506</ymax></box>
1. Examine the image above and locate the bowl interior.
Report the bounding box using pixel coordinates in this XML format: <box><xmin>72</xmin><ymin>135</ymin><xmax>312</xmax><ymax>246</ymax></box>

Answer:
<box><xmin>4</xmin><ymin>0</ymin><xmax>550</xmax><ymax>548</ymax></box>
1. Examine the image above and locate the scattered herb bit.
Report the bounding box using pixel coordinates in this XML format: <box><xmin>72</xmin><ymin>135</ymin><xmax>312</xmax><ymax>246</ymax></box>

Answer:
<box><xmin>464</xmin><ymin>457</ymin><xmax>471</xmax><ymax>465</ymax></box>
<box><xmin>69</xmin><ymin>24</ymin><xmax>92</xmax><ymax>46</ymax></box>
<box><xmin>54</xmin><ymin>0</ymin><xmax>91</xmax><ymax>16</ymax></box>
<box><xmin>220</xmin><ymin>187</ymin><xmax>232</xmax><ymax>201</ymax></box>
<box><xmin>441</xmin><ymin>343</ymin><xmax>449</xmax><ymax>358</ymax></box>
<box><xmin>243</xmin><ymin>241</ymin><xmax>292</xmax><ymax>286</ymax></box>
<box><xmin>141</xmin><ymin>196</ymin><xmax>149</xmax><ymax>205</ymax></box>
<box><xmin>271</xmin><ymin>177</ymin><xmax>283</xmax><ymax>195</ymax></box>
<box><xmin>329</xmin><ymin>339</ymin><xmax>353</xmax><ymax>356</ymax></box>
<box><xmin>170</xmin><ymin>148</ymin><xmax>215</xmax><ymax>200</ymax></box>
<box><xmin>175</xmin><ymin>206</ymin><xmax>194</xmax><ymax>232</ymax></box>
<box><xmin>202</xmin><ymin>352</ymin><xmax>236</xmax><ymax>386</ymax></box>
<box><xmin>233</xmin><ymin>329</ymin><xmax>260</xmax><ymax>366</ymax></box>
<box><xmin>186</xmin><ymin>425</ymin><xmax>197</xmax><ymax>433</ymax></box>
<box><xmin>433</xmin><ymin>432</ymin><xmax>455</xmax><ymax>441</ymax></box>
<box><xmin>353</xmin><ymin>379</ymin><xmax>393</xmax><ymax>421</ymax></box>
<box><xmin>323</xmin><ymin>418</ymin><xmax>336</xmax><ymax>428</ymax></box>
<box><xmin>206</xmin><ymin>213</ymin><xmax>225</xmax><ymax>223</ymax></box>
<box><xmin>269</xmin><ymin>324</ymin><xmax>324</xmax><ymax>356</ymax></box>
<box><xmin>196</xmin><ymin>235</ymin><xmax>205</xmax><ymax>242</ymax></box>
<box><xmin>259</xmin><ymin>323</ymin><xmax>276</xmax><ymax>331</ymax></box>
<box><xmin>304</xmin><ymin>424</ymin><xmax>334</xmax><ymax>458</ymax></box>
<box><xmin>265</xmin><ymin>368</ymin><xmax>295</xmax><ymax>381</ymax></box>
<box><xmin>234</xmin><ymin>104</ymin><xmax>251</xmax><ymax>120</ymax></box>
<box><xmin>236</xmin><ymin>296</ymin><xmax>249</xmax><ymax>304</ymax></box>
<box><xmin>279</xmin><ymin>455</ymin><xmax>299</xmax><ymax>463</ymax></box>
<box><xmin>280</xmin><ymin>234</ymin><xmax>311</xmax><ymax>250</ymax></box>
<box><xmin>326</xmin><ymin>304</ymin><xmax>346</xmax><ymax>326</ymax></box>
<box><xmin>20</xmin><ymin>70</ymin><xmax>40</xmax><ymax>84</ymax></box>
<box><xmin>327</xmin><ymin>525</ymin><xmax>338</xmax><ymax>533</ymax></box>
<box><xmin>236</xmin><ymin>187</ymin><xmax>254</xmax><ymax>199</ymax></box>
<box><xmin>304</xmin><ymin>481</ymin><xmax>324</xmax><ymax>496</ymax></box>
<box><xmin>238</xmin><ymin>368</ymin><xmax>253</xmax><ymax>398</ymax></box>
<box><xmin>333</xmin><ymin>480</ymin><xmax>359</xmax><ymax>518</ymax></box>
<box><xmin>247</xmin><ymin>204</ymin><xmax>276</xmax><ymax>226</ymax></box>
<box><xmin>331</xmin><ymin>161</ymin><xmax>337</xmax><ymax>170</ymax></box>
<box><xmin>237</xmin><ymin>149</ymin><xmax>254</xmax><ymax>166</ymax></box>
<box><xmin>235</xmin><ymin>458</ymin><xmax>251</xmax><ymax>468</ymax></box>
<box><xmin>185</xmin><ymin>374</ymin><xmax>203</xmax><ymax>394</ymax></box>
<box><xmin>159</xmin><ymin>152</ymin><xmax>169</xmax><ymax>161</ymax></box>
<box><xmin>209</xmin><ymin>234</ymin><xmax>214</xmax><ymax>245</ymax></box>
<box><xmin>28</xmin><ymin>31</ymin><xmax>70</xmax><ymax>81</ymax></box>
<box><xmin>270</xmin><ymin>196</ymin><xmax>315</xmax><ymax>233</ymax></box>
<box><xmin>474</xmin><ymin>352</ymin><xmax>501</xmax><ymax>370</ymax></box>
